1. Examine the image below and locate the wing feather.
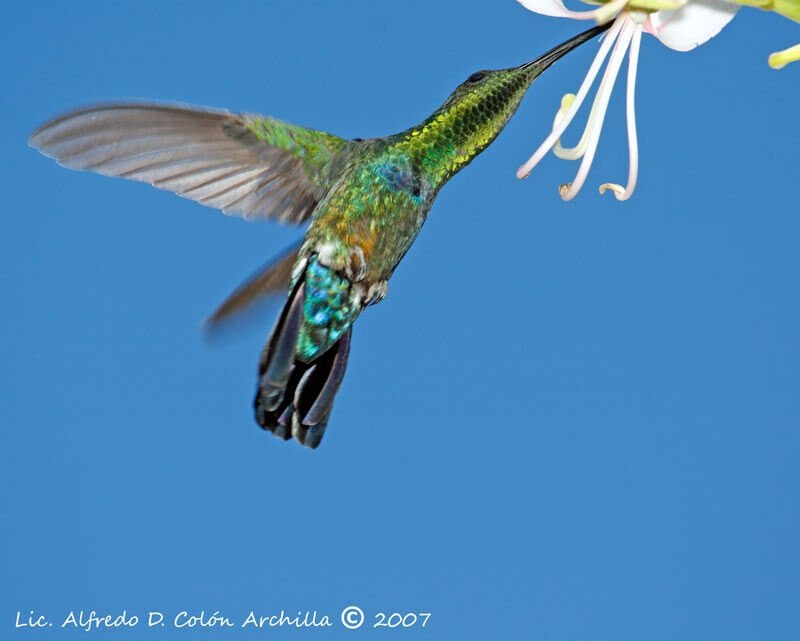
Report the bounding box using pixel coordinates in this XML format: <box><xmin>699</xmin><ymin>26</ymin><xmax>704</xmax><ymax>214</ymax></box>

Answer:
<box><xmin>29</xmin><ymin>102</ymin><xmax>354</xmax><ymax>224</ymax></box>
<box><xmin>205</xmin><ymin>240</ymin><xmax>303</xmax><ymax>330</ymax></box>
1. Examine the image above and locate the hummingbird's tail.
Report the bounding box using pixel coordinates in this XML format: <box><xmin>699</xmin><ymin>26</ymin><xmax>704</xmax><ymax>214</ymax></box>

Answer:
<box><xmin>254</xmin><ymin>277</ymin><xmax>352</xmax><ymax>449</ymax></box>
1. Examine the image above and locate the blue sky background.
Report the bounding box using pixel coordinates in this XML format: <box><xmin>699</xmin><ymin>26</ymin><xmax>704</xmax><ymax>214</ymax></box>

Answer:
<box><xmin>2</xmin><ymin>2</ymin><xmax>798</xmax><ymax>639</ymax></box>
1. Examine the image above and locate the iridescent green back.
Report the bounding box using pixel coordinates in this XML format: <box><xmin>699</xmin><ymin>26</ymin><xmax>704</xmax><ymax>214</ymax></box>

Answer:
<box><xmin>246</xmin><ymin>115</ymin><xmax>355</xmax><ymax>191</ymax></box>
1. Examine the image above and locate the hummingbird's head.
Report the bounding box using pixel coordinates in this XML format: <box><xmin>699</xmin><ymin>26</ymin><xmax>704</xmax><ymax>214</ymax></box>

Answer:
<box><xmin>439</xmin><ymin>22</ymin><xmax>611</xmax><ymax>137</ymax></box>
<box><xmin>396</xmin><ymin>23</ymin><xmax>610</xmax><ymax>185</ymax></box>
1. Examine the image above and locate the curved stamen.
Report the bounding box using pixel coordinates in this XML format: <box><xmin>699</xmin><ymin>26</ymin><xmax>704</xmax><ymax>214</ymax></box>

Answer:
<box><xmin>599</xmin><ymin>22</ymin><xmax>642</xmax><ymax>200</ymax></box>
<box><xmin>553</xmin><ymin>83</ymin><xmax>603</xmax><ymax>160</ymax></box>
<box><xmin>560</xmin><ymin>17</ymin><xmax>635</xmax><ymax>201</ymax></box>
<box><xmin>517</xmin><ymin>16</ymin><xmax>624</xmax><ymax>179</ymax></box>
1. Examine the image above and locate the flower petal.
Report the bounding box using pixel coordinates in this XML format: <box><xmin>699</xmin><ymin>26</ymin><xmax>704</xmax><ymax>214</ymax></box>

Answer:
<box><xmin>517</xmin><ymin>0</ymin><xmax>599</xmax><ymax>20</ymax></box>
<box><xmin>646</xmin><ymin>0</ymin><xmax>739</xmax><ymax>51</ymax></box>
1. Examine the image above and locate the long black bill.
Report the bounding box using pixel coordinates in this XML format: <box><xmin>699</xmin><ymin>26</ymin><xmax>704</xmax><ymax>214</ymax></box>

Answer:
<box><xmin>518</xmin><ymin>22</ymin><xmax>612</xmax><ymax>72</ymax></box>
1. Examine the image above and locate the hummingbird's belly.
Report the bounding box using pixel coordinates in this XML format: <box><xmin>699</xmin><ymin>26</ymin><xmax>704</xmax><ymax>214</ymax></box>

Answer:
<box><xmin>304</xmin><ymin>168</ymin><xmax>428</xmax><ymax>286</ymax></box>
<box><xmin>293</xmin><ymin>201</ymin><xmax>423</xmax><ymax>362</ymax></box>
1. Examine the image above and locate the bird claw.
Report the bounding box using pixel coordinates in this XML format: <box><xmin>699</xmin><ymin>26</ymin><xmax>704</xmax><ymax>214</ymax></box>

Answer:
<box><xmin>365</xmin><ymin>281</ymin><xmax>388</xmax><ymax>306</ymax></box>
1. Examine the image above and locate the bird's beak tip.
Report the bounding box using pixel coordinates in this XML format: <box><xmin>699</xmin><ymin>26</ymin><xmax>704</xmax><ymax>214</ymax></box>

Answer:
<box><xmin>518</xmin><ymin>22</ymin><xmax>612</xmax><ymax>72</ymax></box>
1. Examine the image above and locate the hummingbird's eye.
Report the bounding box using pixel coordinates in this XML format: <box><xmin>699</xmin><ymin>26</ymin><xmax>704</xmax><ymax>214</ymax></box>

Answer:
<box><xmin>467</xmin><ymin>71</ymin><xmax>486</xmax><ymax>83</ymax></box>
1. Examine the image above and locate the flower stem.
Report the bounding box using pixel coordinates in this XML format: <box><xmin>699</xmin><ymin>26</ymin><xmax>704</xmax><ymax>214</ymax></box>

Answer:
<box><xmin>728</xmin><ymin>0</ymin><xmax>800</xmax><ymax>22</ymax></box>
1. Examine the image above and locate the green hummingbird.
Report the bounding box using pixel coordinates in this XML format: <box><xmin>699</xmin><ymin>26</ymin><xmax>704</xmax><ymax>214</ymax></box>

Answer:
<box><xmin>29</xmin><ymin>24</ymin><xmax>608</xmax><ymax>448</ymax></box>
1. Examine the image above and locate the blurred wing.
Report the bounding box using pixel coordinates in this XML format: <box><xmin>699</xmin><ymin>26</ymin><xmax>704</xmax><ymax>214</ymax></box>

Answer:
<box><xmin>204</xmin><ymin>240</ymin><xmax>302</xmax><ymax>330</ymax></box>
<box><xmin>29</xmin><ymin>102</ymin><xmax>354</xmax><ymax>223</ymax></box>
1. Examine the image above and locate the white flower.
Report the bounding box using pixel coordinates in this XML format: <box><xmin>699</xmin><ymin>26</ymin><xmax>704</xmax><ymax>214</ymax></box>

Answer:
<box><xmin>517</xmin><ymin>0</ymin><xmax>740</xmax><ymax>201</ymax></box>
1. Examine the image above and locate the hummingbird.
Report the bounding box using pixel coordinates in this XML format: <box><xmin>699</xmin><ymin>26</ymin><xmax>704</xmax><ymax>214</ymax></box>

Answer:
<box><xmin>29</xmin><ymin>24</ymin><xmax>608</xmax><ymax>449</ymax></box>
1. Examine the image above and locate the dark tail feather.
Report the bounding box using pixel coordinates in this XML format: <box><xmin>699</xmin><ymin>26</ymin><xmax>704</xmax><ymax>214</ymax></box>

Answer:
<box><xmin>291</xmin><ymin>329</ymin><xmax>351</xmax><ymax>448</ymax></box>
<box><xmin>255</xmin><ymin>282</ymin><xmax>306</xmax><ymax>418</ymax></box>
<box><xmin>254</xmin><ymin>282</ymin><xmax>352</xmax><ymax>449</ymax></box>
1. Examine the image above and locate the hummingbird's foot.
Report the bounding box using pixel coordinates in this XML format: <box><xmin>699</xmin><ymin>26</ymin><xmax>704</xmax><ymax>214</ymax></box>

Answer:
<box><xmin>365</xmin><ymin>280</ymin><xmax>388</xmax><ymax>306</ymax></box>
